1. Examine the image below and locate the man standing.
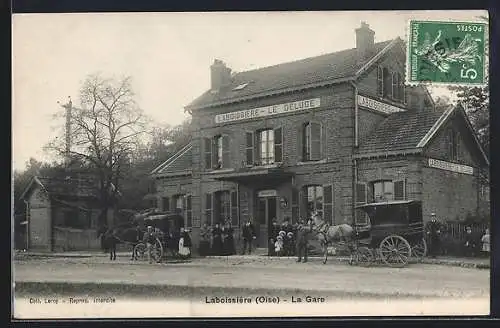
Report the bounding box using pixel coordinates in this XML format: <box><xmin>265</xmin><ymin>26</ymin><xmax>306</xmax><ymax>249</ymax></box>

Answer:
<box><xmin>296</xmin><ymin>219</ymin><xmax>311</xmax><ymax>263</ymax></box>
<box><xmin>242</xmin><ymin>219</ymin><xmax>256</xmax><ymax>254</ymax></box>
<box><xmin>425</xmin><ymin>213</ymin><xmax>442</xmax><ymax>258</ymax></box>
<box><xmin>143</xmin><ymin>226</ymin><xmax>156</xmax><ymax>264</ymax></box>
<box><xmin>199</xmin><ymin>222</ymin><xmax>211</xmax><ymax>256</ymax></box>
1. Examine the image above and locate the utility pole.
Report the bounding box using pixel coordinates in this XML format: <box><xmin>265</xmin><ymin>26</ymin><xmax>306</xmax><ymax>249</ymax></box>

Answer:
<box><xmin>58</xmin><ymin>96</ymin><xmax>72</xmax><ymax>167</ymax></box>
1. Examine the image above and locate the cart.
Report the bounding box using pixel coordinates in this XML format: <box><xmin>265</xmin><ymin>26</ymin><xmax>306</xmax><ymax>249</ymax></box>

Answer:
<box><xmin>133</xmin><ymin>213</ymin><xmax>185</xmax><ymax>263</ymax></box>
<box><xmin>351</xmin><ymin>200</ymin><xmax>427</xmax><ymax>268</ymax></box>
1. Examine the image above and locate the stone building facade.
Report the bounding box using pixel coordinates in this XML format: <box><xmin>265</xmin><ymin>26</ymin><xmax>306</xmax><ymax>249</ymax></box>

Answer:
<box><xmin>150</xmin><ymin>22</ymin><xmax>489</xmax><ymax>251</ymax></box>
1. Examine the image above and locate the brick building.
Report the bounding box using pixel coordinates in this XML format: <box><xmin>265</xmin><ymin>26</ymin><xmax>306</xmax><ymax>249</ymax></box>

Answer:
<box><xmin>150</xmin><ymin>22</ymin><xmax>489</xmax><ymax>250</ymax></box>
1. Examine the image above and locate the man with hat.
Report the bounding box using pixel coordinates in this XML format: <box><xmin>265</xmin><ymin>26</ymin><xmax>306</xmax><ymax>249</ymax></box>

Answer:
<box><xmin>296</xmin><ymin>218</ymin><xmax>312</xmax><ymax>263</ymax></box>
<box><xmin>425</xmin><ymin>213</ymin><xmax>442</xmax><ymax>258</ymax></box>
<box><xmin>143</xmin><ymin>225</ymin><xmax>156</xmax><ymax>264</ymax></box>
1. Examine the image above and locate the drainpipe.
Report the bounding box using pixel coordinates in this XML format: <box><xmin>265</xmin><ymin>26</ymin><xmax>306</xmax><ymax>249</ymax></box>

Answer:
<box><xmin>350</xmin><ymin>81</ymin><xmax>359</xmax><ymax>226</ymax></box>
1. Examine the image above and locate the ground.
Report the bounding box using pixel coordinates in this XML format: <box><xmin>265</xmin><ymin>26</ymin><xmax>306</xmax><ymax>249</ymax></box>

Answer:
<box><xmin>12</xmin><ymin>254</ymin><xmax>490</xmax><ymax>318</ymax></box>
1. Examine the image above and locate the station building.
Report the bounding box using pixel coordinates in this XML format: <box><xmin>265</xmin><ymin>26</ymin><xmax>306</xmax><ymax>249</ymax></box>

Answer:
<box><xmin>150</xmin><ymin>22</ymin><xmax>489</xmax><ymax>249</ymax></box>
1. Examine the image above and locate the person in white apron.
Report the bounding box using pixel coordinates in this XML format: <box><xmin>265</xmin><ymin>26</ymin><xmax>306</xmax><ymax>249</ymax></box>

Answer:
<box><xmin>178</xmin><ymin>228</ymin><xmax>191</xmax><ymax>258</ymax></box>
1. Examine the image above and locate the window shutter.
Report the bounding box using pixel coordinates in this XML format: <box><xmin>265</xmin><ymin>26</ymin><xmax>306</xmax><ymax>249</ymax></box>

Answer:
<box><xmin>205</xmin><ymin>193</ymin><xmax>212</xmax><ymax>226</ymax></box>
<box><xmin>245</xmin><ymin>132</ymin><xmax>254</xmax><ymax>166</ymax></box>
<box><xmin>356</xmin><ymin>183</ymin><xmax>367</xmax><ymax>204</ymax></box>
<box><xmin>186</xmin><ymin>195</ymin><xmax>192</xmax><ymax>227</ymax></box>
<box><xmin>204</xmin><ymin>137</ymin><xmax>212</xmax><ymax>169</ymax></box>
<box><xmin>310</xmin><ymin>122</ymin><xmax>321</xmax><ymax>161</ymax></box>
<box><xmin>222</xmin><ymin>135</ymin><xmax>230</xmax><ymax>168</ymax></box>
<box><xmin>377</xmin><ymin>66</ymin><xmax>383</xmax><ymax>96</ymax></box>
<box><xmin>162</xmin><ymin>197</ymin><xmax>170</xmax><ymax>212</ymax></box>
<box><xmin>299</xmin><ymin>124</ymin><xmax>305</xmax><ymax>161</ymax></box>
<box><xmin>391</xmin><ymin>72</ymin><xmax>398</xmax><ymax>99</ymax></box>
<box><xmin>323</xmin><ymin>184</ymin><xmax>334</xmax><ymax>225</ymax></box>
<box><xmin>394</xmin><ymin>180</ymin><xmax>406</xmax><ymax>200</ymax></box>
<box><xmin>230</xmin><ymin>190</ymin><xmax>239</xmax><ymax>226</ymax></box>
<box><xmin>291</xmin><ymin>188</ymin><xmax>299</xmax><ymax>224</ymax></box>
<box><xmin>274</xmin><ymin>127</ymin><xmax>283</xmax><ymax>163</ymax></box>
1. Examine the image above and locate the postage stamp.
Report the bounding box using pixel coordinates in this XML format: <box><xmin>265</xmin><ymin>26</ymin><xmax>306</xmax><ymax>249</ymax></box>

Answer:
<box><xmin>406</xmin><ymin>20</ymin><xmax>488</xmax><ymax>86</ymax></box>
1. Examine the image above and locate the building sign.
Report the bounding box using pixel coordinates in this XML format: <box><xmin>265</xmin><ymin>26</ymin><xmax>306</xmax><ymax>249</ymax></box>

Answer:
<box><xmin>215</xmin><ymin>98</ymin><xmax>321</xmax><ymax>124</ymax></box>
<box><xmin>258</xmin><ymin>189</ymin><xmax>277</xmax><ymax>197</ymax></box>
<box><xmin>427</xmin><ymin>158</ymin><xmax>474</xmax><ymax>175</ymax></box>
<box><xmin>357</xmin><ymin>95</ymin><xmax>406</xmax><ymax>115</ymax></box>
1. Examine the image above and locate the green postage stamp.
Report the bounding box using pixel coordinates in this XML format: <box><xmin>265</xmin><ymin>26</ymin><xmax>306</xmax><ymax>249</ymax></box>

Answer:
<box><xmin>407</xmin><ymin>20</ymin><xmax>488</xmax><ymax>86</ymax></box>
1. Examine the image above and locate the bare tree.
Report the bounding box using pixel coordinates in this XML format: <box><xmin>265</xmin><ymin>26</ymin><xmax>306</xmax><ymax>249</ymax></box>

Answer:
<box><xmin>46</xmin><ymin>73</ymin><xmax>149</xmax><ymax>227</ymax></box>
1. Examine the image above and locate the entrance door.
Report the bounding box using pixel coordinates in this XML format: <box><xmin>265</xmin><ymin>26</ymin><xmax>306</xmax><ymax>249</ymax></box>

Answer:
<box><xmin>256</xmin><ymin>196</ymin><xmax>277</xmax><ymax>249</ymax></box>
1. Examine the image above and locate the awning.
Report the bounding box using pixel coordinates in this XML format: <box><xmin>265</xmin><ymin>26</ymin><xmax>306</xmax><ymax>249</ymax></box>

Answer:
<box><xmin>209</xmin><ymin>166</ymin><xmax>294</xmax><ymax>186</ymax></box>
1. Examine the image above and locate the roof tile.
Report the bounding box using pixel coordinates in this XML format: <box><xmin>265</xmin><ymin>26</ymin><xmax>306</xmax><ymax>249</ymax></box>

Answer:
<box><xmin>357</xmin><ymin>109</ymin><xmax>444</xmax><ymax>154</ymax></box>
<box><xmin>188</xmin><ymin>40</ymin><xmax>393</xmax><ymax>109</ymax></box>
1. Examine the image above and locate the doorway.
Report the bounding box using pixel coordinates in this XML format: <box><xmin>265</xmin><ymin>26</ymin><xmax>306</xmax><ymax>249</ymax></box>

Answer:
<box><xmin>256</xmin><ymin>194</ymin><xmax>277</xmax><ymax>249</ymax></box>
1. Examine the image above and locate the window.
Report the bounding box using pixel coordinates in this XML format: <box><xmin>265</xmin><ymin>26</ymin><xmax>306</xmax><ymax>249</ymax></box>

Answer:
<box><xmin>204</xmin><ymin>135</ymin><xmax>230</xmax><ymax>169</ymax></box>
<box><xmin>305</xmin><ymin>185</ymin><xmax>324</xmax><ymax>219</ymax></box>
<box><xmin>377</xmin><ymin>66</ymin><xmax>384</xmax><ymax>96</ymax></box>
<box><xmin>233</xmin><ymin>82</ymin><xmax>249</xmax><ymax>90</ymax></box>
<box><xmin>373</xmin><ymin>180</ymin><xmax>394</xmax><ymax>202</ymax></box>
<box><xmin>204</xmin><ymin>193</ymin><xmax>213</xmax><ymax>225</ymax></box>
<box><xmin>291</xmin><ymin>188</ymin><xmax>299</xmax><ymax>224</ymax></box>
<box><xmin>372</xmin><ymin>180</ymin><xmax>406</xmax><ymax>202</ymax></box>
<box><xmin>214</xmin><ymin>190</ymin><xmax>238</xmax><ymax>225</ymax></box>
<box><xmin>162</xmin><ymin>197</ymin><xmax>170</xmax><ymax>212</ymax></box>
<box><xmin>383</xmin><ymin>67</ymin><xmax>391</xmax><ymax>98</ymax></box>
<box><xmin>323</xmin><ymin>185</ymin><xmax>334</xmax><ymax>225</ymax></box>
<box><xmin>448</xmin><ymin>129</ymin><xmax>460</xmax><ymax>161</ymax></box>
<box><xmin>303</xmin><ymin>122</ymin><xmax>321</xmax><ymax>161</ymax></box>
<box><xmin>63</xmin><ymin>209</ymin><xmax>91</xmax><ymax>229</ymax></box>
<box><xmin>258</xmin><ymin>129</ymin><xmax>275</xmax><ymax>165</ymax></box>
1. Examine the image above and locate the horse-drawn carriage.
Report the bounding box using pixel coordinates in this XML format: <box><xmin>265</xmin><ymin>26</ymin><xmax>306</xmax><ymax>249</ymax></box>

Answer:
<box><xmin>133</xmin><ymin>213</ymin><xmax>185</xmax><ymax>263</ymax></box>
<box><xmin>317</xmin><ymin>200</ymin><xmax>427</xmax><ymax>268</ymax></box>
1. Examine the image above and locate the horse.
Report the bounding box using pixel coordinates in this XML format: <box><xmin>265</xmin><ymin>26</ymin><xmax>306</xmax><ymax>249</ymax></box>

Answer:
<box><xmin>310</xmin><ymin>212</ymin><xmax>356</xmax><ymax>264</ymax></box>
<box><xmin>98</xmin><ymin>222</ymin><xmax>143</xmax><ymax>261</ymax></box>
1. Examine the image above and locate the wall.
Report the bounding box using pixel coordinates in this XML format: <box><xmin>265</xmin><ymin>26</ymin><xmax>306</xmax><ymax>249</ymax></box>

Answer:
<box><xmin>52</xmin><ymin>227</ymin><xmax>101</xmax><ymax>251</ymax></box>
<box><xmin>28</xmin><ymin>186</ymin><xmax>52</xmax><ymax>251</ymax></box>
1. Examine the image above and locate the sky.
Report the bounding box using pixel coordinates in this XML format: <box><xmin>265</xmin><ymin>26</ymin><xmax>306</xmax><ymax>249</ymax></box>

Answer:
<box><xmin>12</xmin><ymin>10</ymin><xmax>487</xmax><ymax>171</ymax></box>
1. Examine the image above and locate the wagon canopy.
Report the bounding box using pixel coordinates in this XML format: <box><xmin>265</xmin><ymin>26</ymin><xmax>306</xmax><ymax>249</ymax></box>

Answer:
<box><xmin>355</xmin><ymin>200</ymin><xmax>422</xmax><ymax>227</ymax></box>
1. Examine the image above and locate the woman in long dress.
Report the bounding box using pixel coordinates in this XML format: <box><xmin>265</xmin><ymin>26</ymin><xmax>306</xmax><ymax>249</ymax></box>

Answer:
<box><xmin>223</xmin><ymin>221</ymin><xmax>236</xmax><ymax>256</ymax></box>
<box><xmin>211</xmin><ymin>223</ymin><xmax>223</xmax><ymax>256</ymax></box>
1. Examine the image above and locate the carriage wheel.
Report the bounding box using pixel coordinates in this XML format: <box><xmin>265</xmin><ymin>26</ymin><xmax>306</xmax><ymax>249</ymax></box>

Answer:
<box><xmin>354</xmin><ymin>247</ymin><xmax>374</xmax><ymax>267</ymax></box>
<box><xmin>411</xmin><ymin>238</ymin><xmax>427</xmax><ymax>261</ymax></box>
<box><xmin>133</xmin><ymin>243</ymin><xmax>147</xmax><ymax>261</ymax></box>
<box><xmin>151</xmin><ymin>238</ymin><xmax>164</xmax><ymax>263</ymax></box>
<box><xmin>379</xmin><ymin>235</ymin><xmax>411</xmax><ymax>268</ymax></box>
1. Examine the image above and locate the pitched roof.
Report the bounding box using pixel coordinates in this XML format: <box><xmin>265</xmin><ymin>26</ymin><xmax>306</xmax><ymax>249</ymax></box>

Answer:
<box><xmin>357</xmin><ymin>109</ymin><xmax>444</xmax><ymax>155</ymax></box>
<box><xmin>151</xmin><ymin>143</ymin><xmax>193</xmax><ymax>176</ymax></box>
<box><xmin>20</xmin><ymin>175</ymin><xmax>101</xmax><ymax>201</ymax></box>
<box><xmin>187</xmin><ymin>40</ymin><xmax>394</xmax><ymax>109</ymax></box>
<box><xmin>356</xmin><ymin>104</ymin><xmax>489</xmax><ymax>166</ymax></box>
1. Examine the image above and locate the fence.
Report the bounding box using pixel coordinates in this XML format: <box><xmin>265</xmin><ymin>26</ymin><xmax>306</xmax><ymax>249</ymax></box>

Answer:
<box><xmin>441</xmin><ymin>221</ymin><xmax>489</xmax><ymax>240</ymax></box>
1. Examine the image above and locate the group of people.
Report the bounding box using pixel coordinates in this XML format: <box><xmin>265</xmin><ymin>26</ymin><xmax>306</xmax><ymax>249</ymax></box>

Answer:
<box><xmin>425</xmin><ymin>213</ymin><xmax>490</xmax><ymax>258</ymax></box>
<box><xmin>198</xmin><ymin>220</ymin><xmax>236</xmax><ymax>256</ymax></box>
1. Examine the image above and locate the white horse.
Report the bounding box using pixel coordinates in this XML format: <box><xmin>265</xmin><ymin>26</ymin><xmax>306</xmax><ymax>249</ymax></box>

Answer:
<box><xmin>311</xmin><ymin>212</ymin><xmax>355</xmax><ymax>264</ymax></box>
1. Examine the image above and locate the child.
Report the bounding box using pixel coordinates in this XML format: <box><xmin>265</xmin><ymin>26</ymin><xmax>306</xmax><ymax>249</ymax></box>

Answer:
<box><xmin>275</xmin><ymin>235</ymin><xmax>284</xmax><ymax>256</ymax></box>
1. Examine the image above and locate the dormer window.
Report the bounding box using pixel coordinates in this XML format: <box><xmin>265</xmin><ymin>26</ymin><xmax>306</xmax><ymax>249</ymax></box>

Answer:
<box><xmin>233</xmin><ymin>82</ymin><xmax>249</xmax><ymax>91</ymax></box>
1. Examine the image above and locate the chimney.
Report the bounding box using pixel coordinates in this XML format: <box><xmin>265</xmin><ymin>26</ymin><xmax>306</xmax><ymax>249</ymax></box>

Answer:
<box><xmin>210</xmin><ymin>59</ymin><xmax>232</xmax><ymax>92</ymax></box>
<box><xmin>355</xmin><ymin>22</ymin><xmax>375</xmax><ymax>61</ymax></box>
